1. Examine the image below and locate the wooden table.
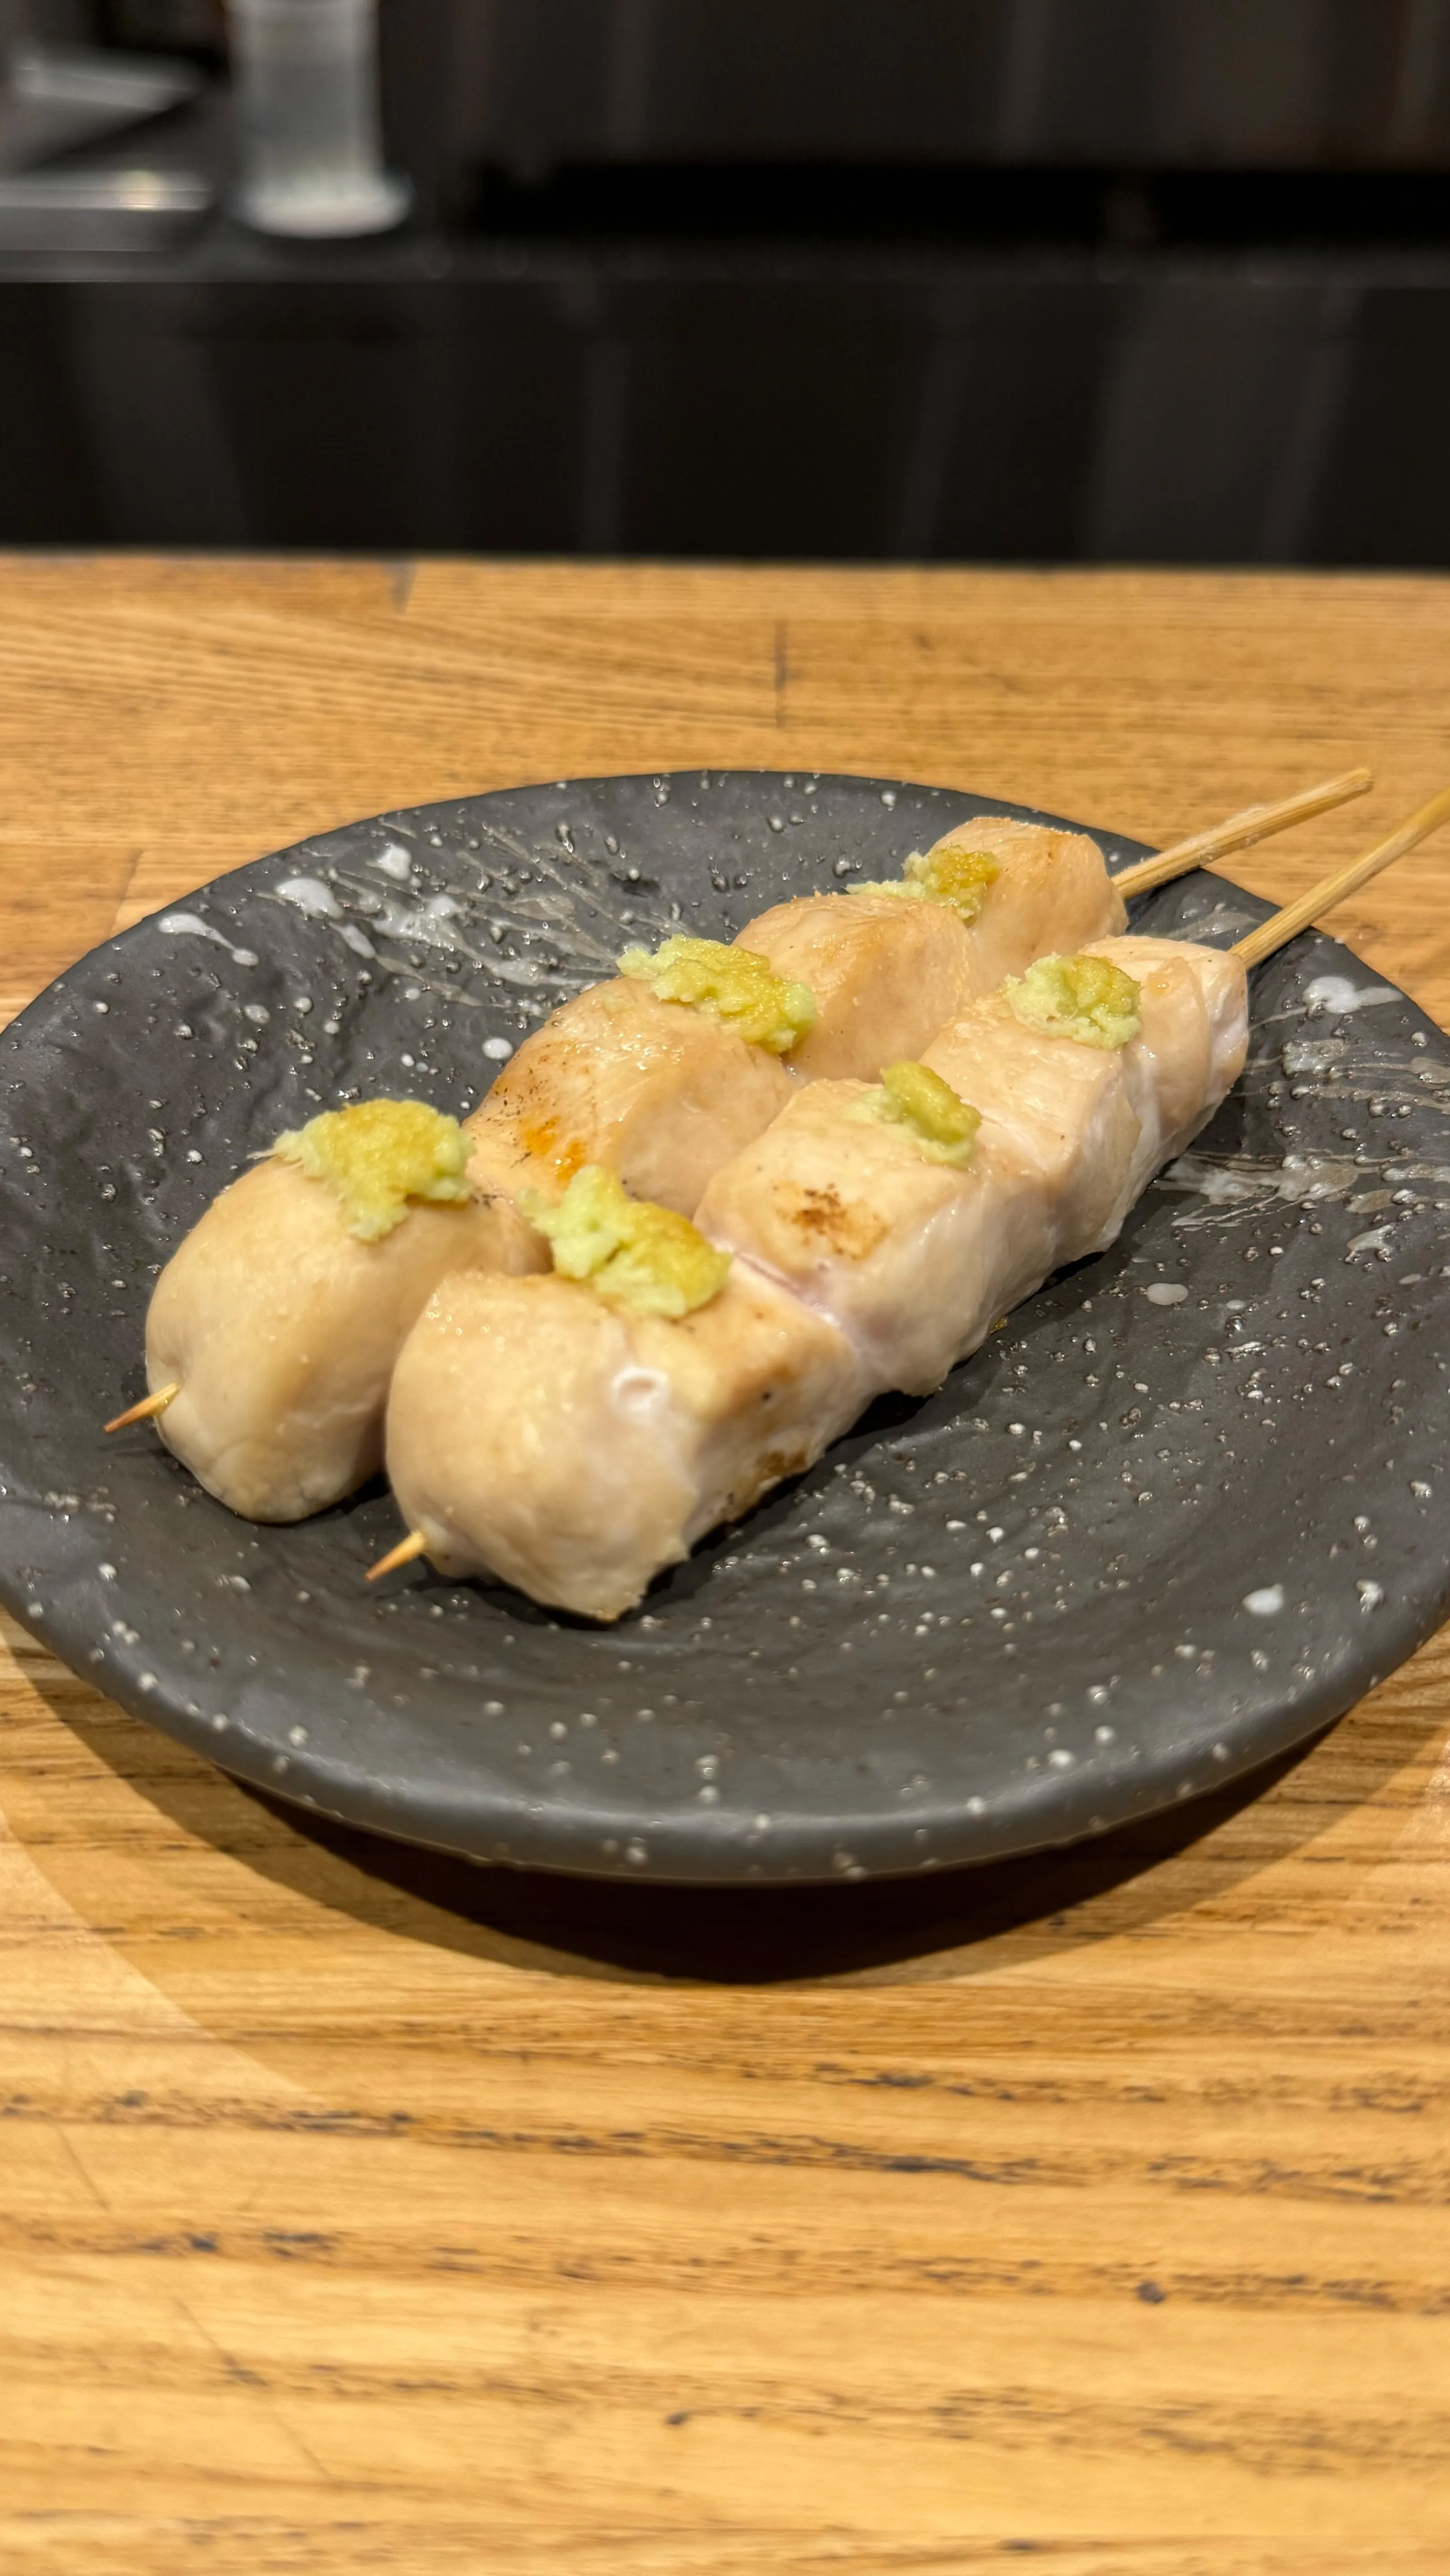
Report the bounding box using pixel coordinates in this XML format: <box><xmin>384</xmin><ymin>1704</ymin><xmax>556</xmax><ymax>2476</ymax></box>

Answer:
<box><xmin>4</xmin><ymin>558</ymin><xmax>1450</xmax><ymax>2572</ymax></box>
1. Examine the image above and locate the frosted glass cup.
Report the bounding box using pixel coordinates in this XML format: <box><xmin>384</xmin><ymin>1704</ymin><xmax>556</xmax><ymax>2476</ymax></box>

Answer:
<box><xmin>230</xmin><ymin>0</ymin><xmax>411</xmax><ymax>238</ymax></box>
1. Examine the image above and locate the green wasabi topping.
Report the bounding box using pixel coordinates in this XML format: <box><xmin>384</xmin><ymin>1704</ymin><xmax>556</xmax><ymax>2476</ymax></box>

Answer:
<box><xmin>849</xmin><ymin>1060</ymin><xmax>982</xmax><ymax>1168</ymax></box>
<box><xmin>851</xmin><ymin>843</ymin><xmax>1001</xmax><ymax>923</ymax></box>
<box><xmin>525</xmin><ymin>1164</ymin><xmax>731</xmax><ymax>1319</ymax></box>
<box><xmin>272</xmin><ymin>1099</ymin><xmax>472</xmax><ymax>1240</ymax></box>
<box><xmin>617</xmin><ymin>934</ymin><xmax>816</xmax><ymax>1054</ymax></box>
<box><xmin>1003</xmin><ymin>952</ymin><xmax>1142</xmax><ymax>1049</ymax></box>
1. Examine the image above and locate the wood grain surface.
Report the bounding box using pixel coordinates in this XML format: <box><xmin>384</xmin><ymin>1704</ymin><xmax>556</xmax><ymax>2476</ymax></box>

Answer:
<box><xmin>3</xmin><ymin>556</ymin><xmax>1450</xmax><ymax>2571</ymax></box>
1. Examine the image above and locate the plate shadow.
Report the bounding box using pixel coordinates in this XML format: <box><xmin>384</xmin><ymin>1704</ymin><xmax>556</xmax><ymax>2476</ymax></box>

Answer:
<box><xmin>34</xmin><ymin>1651</ymin><xmax>1429</xmax><ymax>1988</ymax></box>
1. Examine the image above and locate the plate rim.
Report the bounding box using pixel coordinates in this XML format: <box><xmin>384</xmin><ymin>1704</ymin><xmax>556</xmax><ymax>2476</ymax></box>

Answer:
<box><xmin>2</xmin><ymin>764</ymin><xmax>1446</xmax><ymax>1887</ymax></box>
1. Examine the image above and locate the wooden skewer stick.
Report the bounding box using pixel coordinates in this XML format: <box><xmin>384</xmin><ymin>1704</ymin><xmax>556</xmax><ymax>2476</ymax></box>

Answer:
<box><xmin>1114</xmin><ymin>767</ymin><xmax>1373</xmax><ymax>899</ymax></box>
<box><xmin>1232</xmin><ymin>782</ymin><xmax>1450</xmax><ymax>969</ymax></box>
<box><xmin>104</xmin><ymin>1381</ymin><xmax>179</xmax><ymax>1434</ymax></box>
<box><xmin>367</xmin><ymin>1530</ymin><xmax>429</xmax><ymax>1583</ymax></box>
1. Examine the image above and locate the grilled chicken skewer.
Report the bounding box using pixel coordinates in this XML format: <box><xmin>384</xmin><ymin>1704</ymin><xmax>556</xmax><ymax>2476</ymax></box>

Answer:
<box><xmin>462</xmin><ymin>806</ymin><xmax>1124</xmax><ymax>1210</ymax></box>
<box><xmin>108</xmin><ymin>773</ymin><xmax>1371</xmax><ymax>1526</ymax></box>
<box><xmin>699</xmin><ymin>936</ymin><xmax>1247</xmax><ymax>1394</ymax></box>
<box><xmin>464</xmin><ymin>772</ymin><xmax>1371</xmax><ymax>1216</ymax></box>
<box><xmin>110</xmin><ymin>805</ymin><xmax>1125</xmax><ymax>1524</ymax></box>
<box><xmin>457</xmin><ymin>765</ymin><xmax>1364</xmax><ymax>1207</ymax></box>
<box><xmin>380</xmin><ymin>795</ymin><xmax>1445</xmax><ymax>1619</ymax></box>
<box><xmin>383</xmin><ymin>944</ymin><xmax>1241</xmax><ymax>1619</ymax></box>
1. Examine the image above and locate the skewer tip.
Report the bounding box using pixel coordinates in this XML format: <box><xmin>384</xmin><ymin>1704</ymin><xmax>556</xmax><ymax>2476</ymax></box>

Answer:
<box><xmin>366</xmin><ymin>1530</ymin><xmax>430</xmax><ymax>1583</ymax></box>
<box><xmin>1231</xmin><ymin>778</ymin><xmax>1450</xmax><ymax>968</ymax></box>
<box><xmin>1112</xmin><ymin>765</ymin><xmax>1376</xmax><ymax>900</ymax></box>
<box><xmin>104</xmin><ymin>1380</ymin><xmax>179</xmax><ymax>1434</ymax></box>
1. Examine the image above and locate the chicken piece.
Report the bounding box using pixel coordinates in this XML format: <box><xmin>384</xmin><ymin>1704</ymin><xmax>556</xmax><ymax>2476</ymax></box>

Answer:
<box><xmin>464</xmin><ymin>976</ymin><xmax>794</xmax><ymax>1216</ymax></box>
<box><xmin>147</xmin><ymin>1144</ymin><xmax>541</xmax><ymax>1523</ymax></box>
<box><xmin>925</xmin><ymin>813</ymin><xmax>1128</xmax><ymax>992</ymax></box>
<box><xmin>925</xmin><ymin>938</ymin><xmax>1245</xmax><ymax>1267</ymax></box>
<box><xmin>386</xmin><ymin>1264</ymin><xmax>864</xmax><ymax>1622</ymax></box>
<box><xmin>1085</xmin><ymin>934</ymin><xmax>1248</xmax><ymax>1190</ymax></box>
<box><xmin>922</xmin><ymin>988</ymin><xmax>1145</xmax><ymax>1261</ymax></box>
<box><xmin>738</xmin><ymin>814</ymin><xmax>1126</xmax><ymax>1079</ymax></box>
<box><xmin>695</xmin><ymin>1074</ymin><xmax>1056</xmax><ymax>1395</ymax></box>
<box><xmin>734</xmin><ymin>892</ymin><xmax>981</xmax><ymax>1081</ymax></box>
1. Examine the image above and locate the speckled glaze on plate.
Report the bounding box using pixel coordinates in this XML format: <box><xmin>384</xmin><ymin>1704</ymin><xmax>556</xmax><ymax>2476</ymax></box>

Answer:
<box><xmin>2</xmin><ymin>770</ymin><xmax>1448</xmax><ymax>1886</ymax></box>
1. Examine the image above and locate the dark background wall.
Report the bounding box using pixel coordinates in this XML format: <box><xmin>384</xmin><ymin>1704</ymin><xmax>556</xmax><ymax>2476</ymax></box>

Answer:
<box><xmin>384</xmin><ymin>0</ymin><xmax>1450</xmax><ymax>201</ymax></box>
<box><xmin>7</xmin><ymin>0</ymin><xmax>1450</xmax><ymax>562</ymax></box>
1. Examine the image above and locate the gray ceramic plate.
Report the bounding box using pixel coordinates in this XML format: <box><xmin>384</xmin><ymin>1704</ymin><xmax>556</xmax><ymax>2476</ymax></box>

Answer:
<box><xmin>2</xmin><ymin>770</ymin><xmax>1448</xmax><ymax>1886</ymax></box>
